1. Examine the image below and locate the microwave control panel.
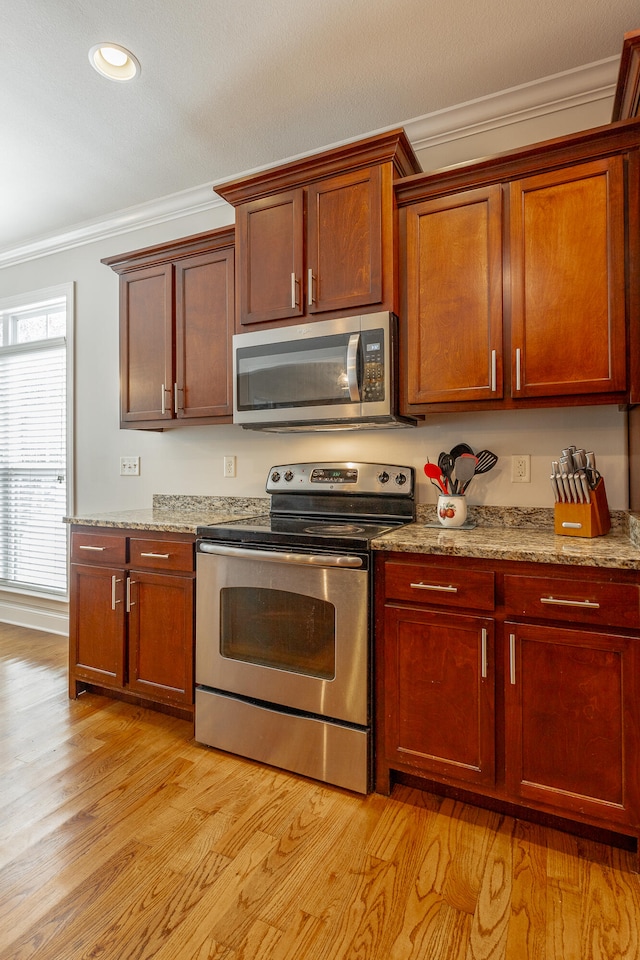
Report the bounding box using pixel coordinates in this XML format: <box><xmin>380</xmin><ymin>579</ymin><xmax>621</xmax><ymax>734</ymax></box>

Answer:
<box><xmin>362</xmin><ymin>330</ymin><xmax>385</xmax><ymax>401</ymax></box>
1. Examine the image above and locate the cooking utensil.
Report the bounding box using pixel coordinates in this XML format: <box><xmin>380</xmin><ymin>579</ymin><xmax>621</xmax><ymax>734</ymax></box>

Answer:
<box><xmin>438</xmin><ymin>452</ymin><xmax>454</xmax><ymax>491</ymax></box>
<box><xmin>473</xmin><ymin>449</ymin><xmax>498</xmax><ymax>475</ymax></box>
<box><xmin>454</xmin><ymin>454</ymin><xmax>477</xmax><ymax>494</ymax></box>
<box><xmin>450</xmin><ymin>442</ymin><xmax>474</xmax><ymax>461</ymax></box>
<box><xmin>424</xmin><ymin>462</ymin><xmax>448</xmax><ymax>494</ymax></box>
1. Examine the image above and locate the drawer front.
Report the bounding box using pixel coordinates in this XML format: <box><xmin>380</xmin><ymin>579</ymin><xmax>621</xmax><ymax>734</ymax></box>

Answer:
<box><xmin>384</xmin><ymin>561</ymin><xmax>495</xmax><ymax>611</ymax></box>
<box><xmin>71</xmin><ymin>531</ymin><xmax>126</xmax><ymax>565</ymax></box>
<box><xmin>129</xmin><ymin>538</ymin><xmax>194</xmax><ymax>573</ymax></box>
<box><xmin>503</xmin><ymin>574</ymin><xmax>640</xmax><ymax>630</ymax></box>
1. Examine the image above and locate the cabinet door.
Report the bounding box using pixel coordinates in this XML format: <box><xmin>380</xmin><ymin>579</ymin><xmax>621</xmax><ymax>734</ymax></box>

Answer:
<box><xmin>404</xmin><ymin>185</ymin><xmax>503</xmax><ymax>406</ymax></box>
<box><xmin>174</xmin><ymin>248</ymin><xmax>234</xmax><ymax>419</ymax></box>
<box><xmin>509</xmin><ymin>157</ymin><xmax>626</xmax><ymax>399</ymax></box>
<box><xmin>236</xmin><ymin>189</ymin><xmax>304</xmax><ymax>326</ymax></box>
<box><xmin>504</xmin><ymin>622</ymin><xmax>640</xmax><ymax>828</ymax></box>
<box><xmin>119</xmin><ymin>263</ymin><xmax>174</xmax><ymax>423</ymax></box>
<box><xmin>383</xmin><ymin>606</ymin><xmax>495</xmax><ymax>786</ymax></box>
<box><xmin>127</xmin><ymin>571</ymin><xmax>194</xmax><ymax>706</ymax></box>
<box><xmin>307</xmin><ymin>166</ymin><xmax>383</xmax><ymax>314</ymax></box>
<box><xmin>69</xmin><ymin>563</ymin><xmax>126</xmax><ymax>691</ymax></box>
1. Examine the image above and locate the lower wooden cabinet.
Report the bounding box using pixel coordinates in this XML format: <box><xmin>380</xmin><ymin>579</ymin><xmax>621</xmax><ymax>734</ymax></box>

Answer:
<box><xmin>69</xmin><ymin>527</ymin><xmax>195</xmax><ymax>717</ymax></box>
<box><xmin>383</xmin><ymin>605</ymin><xmax>495</xmax><ymax>787</ymax></box>
<box><xmin>376</xmin><ymin>552</ymin><xmax>640</xmax><ymax>852</ymax></box>
<box><xmin>504</xmin><ymin>620</ymin><xmax>640</xmax><ymax>829</ymax></box>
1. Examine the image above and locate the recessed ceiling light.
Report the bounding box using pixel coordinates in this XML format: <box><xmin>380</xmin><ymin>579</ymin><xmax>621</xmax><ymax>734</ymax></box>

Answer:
<box><xmin>88</xmin><ymin>43</ymin><xmax>140</xmax><ymax>82</ymax></box>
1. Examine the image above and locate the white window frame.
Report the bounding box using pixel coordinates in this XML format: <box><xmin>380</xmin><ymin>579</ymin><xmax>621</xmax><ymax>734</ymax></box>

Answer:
<box><xmin>0</xmin><ymin>282</ymin><xmax>74</xmax><ymax>600</ymax></box>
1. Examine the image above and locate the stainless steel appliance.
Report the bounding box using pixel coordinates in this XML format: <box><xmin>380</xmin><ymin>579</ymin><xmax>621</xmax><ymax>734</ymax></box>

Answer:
<box><xmin>195</xmin><ymin>461</ymin><xmax>415</xmax><ymax>793</ymax></box>
<box><xmin>232</xmin><ymin>312</ymin><xmax>416</xmax><ymax>431</ymax></box>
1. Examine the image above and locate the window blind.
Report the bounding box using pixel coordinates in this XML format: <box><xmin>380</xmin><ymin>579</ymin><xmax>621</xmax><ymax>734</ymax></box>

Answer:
<box><xmin>0</xmin><ymin>339</ymin><xmax>67</xmax><ymax>594</ymax></box>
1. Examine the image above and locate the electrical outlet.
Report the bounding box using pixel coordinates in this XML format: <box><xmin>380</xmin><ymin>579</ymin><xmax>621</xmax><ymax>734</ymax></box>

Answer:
<box><xmin>511</xmin><ymin>454</ymin><xmax>531</xmax><ymax>483</ymax></box>
<box><xmin>223</xmin><ymin>455</ymin><xmax>236</xmax><ymax>478</ymax></box>
<box><xmin>120</xmin><ymin>456</ymin><xmax>140</xmax><ymax>476</ymax></box>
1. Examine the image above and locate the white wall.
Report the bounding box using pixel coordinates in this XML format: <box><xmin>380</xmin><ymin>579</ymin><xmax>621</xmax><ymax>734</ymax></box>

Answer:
<box><xmin>0</xmin><ymin>90</ymin><xmax>629</xmax><ymax>521</ymax></box>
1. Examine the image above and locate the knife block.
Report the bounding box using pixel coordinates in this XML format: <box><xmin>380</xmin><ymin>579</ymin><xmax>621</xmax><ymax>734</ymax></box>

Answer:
<box><xmin>553</xmin><ymin>478</ymin><xmax>610</xmax><ymax>537</ymax></box>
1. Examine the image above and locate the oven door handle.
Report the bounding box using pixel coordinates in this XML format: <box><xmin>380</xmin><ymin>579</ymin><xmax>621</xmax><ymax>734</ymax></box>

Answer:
<box><xmin>198</xmin><ymin>542</ymin><xmax>364</xmax><ymax>568</ymax></box>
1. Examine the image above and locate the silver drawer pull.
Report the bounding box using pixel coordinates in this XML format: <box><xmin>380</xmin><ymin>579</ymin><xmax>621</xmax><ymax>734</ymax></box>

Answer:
<box><xmin>139</xmin><ymin>552</ymin><xmax>171</xmax><ymax>559</ymax></box>
<box><xmin>481</xmin><ymin>628</ymin><xmax>488</xmax><ymax>679</ymax></box>
<box><xmin>79</xmin><ymin>544</ymin><xmax>106</xmax><ymax>551</ymax></box>
<box><xmin>540</xmin><ymin>596</ymin><xmax>600</xmax><ymax>609</ymax></box>
<box><xmin>111</xmin><ymin>575</ymin><xmax>122</xmax><ymax>610</ymax></box>
<box><xmin>409</xmin><ymin>582</ymin><xmax>458</xmax><ymax>593</ymax></box>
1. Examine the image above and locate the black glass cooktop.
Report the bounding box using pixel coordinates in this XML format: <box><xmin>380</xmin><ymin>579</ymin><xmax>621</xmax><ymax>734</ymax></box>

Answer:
<box><xmin>197</xmin><ymin>513</ymin><xmax>403</xmax><ymax>550</ymax></box>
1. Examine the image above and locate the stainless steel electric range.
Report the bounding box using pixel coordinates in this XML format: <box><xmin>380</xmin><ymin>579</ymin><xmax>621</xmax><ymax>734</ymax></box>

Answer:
<box><xmin>194</xmin><ymin>461</ymin><xmax>415</xmax><ymax>793</ymax></box>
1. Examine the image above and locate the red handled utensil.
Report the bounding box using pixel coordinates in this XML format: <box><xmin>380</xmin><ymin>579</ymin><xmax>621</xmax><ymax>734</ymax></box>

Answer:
<box><xmin>424</xmin><ymin>462</ymin><xmax>448</xmax><ymax>494</ymax></box>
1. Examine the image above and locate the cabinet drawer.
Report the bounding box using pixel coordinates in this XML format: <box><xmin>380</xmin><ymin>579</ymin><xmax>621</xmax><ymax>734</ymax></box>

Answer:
<box><xmin>129</xmin><ymin>538</ymin><xmax>194</xmax><ymax>573</ymax></box>
<box><xmin>384</xmin><ymin>561</ymin><xmax>495</xmax><ymax>611</ymax></box>
<box><xmin>503</xmin><ymin>574</ymin><xmax>640</xmax><ymax>630</ymax></box>
<box><xmin>71</xmin><ymin>532</ymin><xmax>126</xmax><ymax>565</ymax></box>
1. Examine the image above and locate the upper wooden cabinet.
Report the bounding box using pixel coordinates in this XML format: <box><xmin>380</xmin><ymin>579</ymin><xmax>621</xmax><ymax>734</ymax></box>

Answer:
<box><xmin>102</xmin><ymin>227</ymin><xmax>235</xmax><ymax>429</ymax></box>
<box><xmin>397</xmin><ymin>121</ymin><xmax>640</xmax><ymax>414</ymax></box>
<box><xmin>215</xmin><ymin>129</ymin><xmax>421</xmax><ymax>330</ymax></box>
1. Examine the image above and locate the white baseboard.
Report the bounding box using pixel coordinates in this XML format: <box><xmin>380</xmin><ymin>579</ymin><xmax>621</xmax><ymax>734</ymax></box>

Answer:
<box><xmin>0</xmin><ymin>596</ymin><xmax>69</xmax><ymax>636</ymax></box>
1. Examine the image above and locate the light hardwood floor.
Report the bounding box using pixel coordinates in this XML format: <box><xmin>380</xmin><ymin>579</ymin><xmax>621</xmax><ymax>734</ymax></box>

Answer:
<box><xmin>1</xmin><ymin>622</ymin><xmax>639</xmax><ymax>960</ymax></box>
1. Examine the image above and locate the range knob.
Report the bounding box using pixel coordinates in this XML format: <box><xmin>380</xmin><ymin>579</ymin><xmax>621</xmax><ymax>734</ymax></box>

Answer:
<box><xmin>377</xmin><ymin>471</ymin><xmax>390</xmax><ymax>484</ymax></box>
<box><xmin>270</xmin><ymin>471</ymin><xmax>281</xmax><ymax>483</ymax></box>
<box><xmin>395</xmin><ymin>472</ymin><xmax>407</xmax><ymax>485</ymax></box>
<box><xmin>284</xmin><ymin>470</ymin><xmax>294</xmax><ymax>482</ymax></box>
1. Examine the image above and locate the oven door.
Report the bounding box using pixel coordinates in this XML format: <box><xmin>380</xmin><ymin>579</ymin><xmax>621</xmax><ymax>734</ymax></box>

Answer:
<box><xmin>195</xmin><ymin>543</ymin><xmax>369</xmax><ymax>726</ymax></box>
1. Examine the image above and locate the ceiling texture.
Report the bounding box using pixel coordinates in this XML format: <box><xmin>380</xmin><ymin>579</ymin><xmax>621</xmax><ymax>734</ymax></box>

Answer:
<box><xmin>2</xmin><ymin>0</ymin><xmax>638</xmax><ymax>259</ymax></box>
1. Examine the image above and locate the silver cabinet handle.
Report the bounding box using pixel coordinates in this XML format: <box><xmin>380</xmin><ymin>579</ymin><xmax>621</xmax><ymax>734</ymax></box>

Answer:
<box><xmin>491</xmin><ymin>350</ymin><xmax>497</xmax><ymax>392</ymax></box>
<box><xmin>161</xmin><ymin>383</ymin><xmax>166</xmax><ymax>415</ymax></box>
<box><xmin>174</xmin><ymin>382</ymin><xmax>179</xmax><ymax>414</ymax></box>
<box><xmin>139</xmin><ymin>552</ymin><xmax>170</xmax><ymax>559</ymax></box>
<box><xmin>198</xmin><ymin>541</ymin><xmax>363</xmax><ymax>568</ymax></box>
<box><xmin>78</xmin><ymin>544</ymin><xmax>105</xmax><ymax>551</ymax></box>
<box><xmin>291</xmin><ymin>272</ymin><xmax>299</xmax><ymax>309</ymax></box>
<box><xmin>540</xmin><ymin>596</ymin><xmax>600</xmax><ymax>609</ymax></box>
<box><xmin>126</xmin><ymin>577</ymin><xmax>136</xmax><ymax>612</ymax></box>
<box><xmin>111</xmin><ymin>575</ymin><xmax>122</xmax><ymax>610</ymax></box>
<box><xmin>481</xmin><ymin>628</ymin><xmax>488</xmax><ymax>679</ymax></box>
<box><xmin>409</xmin><ymin>582</ymin><xmax>458</xmax><ymax>593</ymax></box>
<box><xmin>307</xmin><ymin>267</ymin><xmax>315</xmax><ymax>305</ymax></box>
<box><xmin>515</xmin><ymin>348</ymin><xmax>521</xmax><ymax>392</ymax></box>
<box><xmin>346</xmin><ymin>333</ymin><xmax>361</xmax><ymax>402</ymax></box>
<box><xmin>509</xmin><ymin>632</ymin><xmax>516</xmax><ymax>685</ymax></box>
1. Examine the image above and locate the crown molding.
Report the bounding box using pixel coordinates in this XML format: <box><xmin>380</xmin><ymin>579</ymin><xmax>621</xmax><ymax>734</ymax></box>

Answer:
<box><xmin>404</xmin><ymin>56</ymin><xmax>619</xmax><ymax>151</ymax></box>
<box><xmin>0</xmin><ymin>56</ymin><xmax>619</xmax><ymax>270</ymax></box>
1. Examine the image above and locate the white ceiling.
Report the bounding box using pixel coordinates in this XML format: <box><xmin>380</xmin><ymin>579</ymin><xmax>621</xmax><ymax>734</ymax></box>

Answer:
<box><xmin>1</xmin><ymin>0</ymin><xmax>638</xmax><ymax>258</ymax></box>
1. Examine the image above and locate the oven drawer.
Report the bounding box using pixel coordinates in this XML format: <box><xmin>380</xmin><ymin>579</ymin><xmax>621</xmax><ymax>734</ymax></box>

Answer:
<box><xmin>384</xmin><ymin>560</ymin><xmax>495</xmax><ymax>611</ymax></box>
<box><xmin>503</xmin><ymin>574</ymin><xmax>640</xmax><ymax>629</ymax></box>
<box><xmin>129</xmin><ymin>538</ymin><xmax>194</xmax><ymax>573</ymax></box>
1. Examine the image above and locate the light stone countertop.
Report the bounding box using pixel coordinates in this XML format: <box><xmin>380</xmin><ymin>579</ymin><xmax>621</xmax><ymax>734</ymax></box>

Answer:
<box><xmin>372</xmin><ymin>505</ymin><xmax>640</xmax><ymax>571</ymax></box>
<box><xmin>64</xmin><ymin>494</ymin><xmax>270</xmax><ymax>535</ymax></box>
<box><xmin>65</xmin><ymin>495</ymin><xmax>640</xmax><ymax>571</ymax></box>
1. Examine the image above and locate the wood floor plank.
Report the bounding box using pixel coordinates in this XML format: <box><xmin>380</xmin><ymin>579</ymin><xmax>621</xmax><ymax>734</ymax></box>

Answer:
<box><xmin>2</xmin><ymin>623</ymin><xmax>640</xmax><ymax>960</ymax></box>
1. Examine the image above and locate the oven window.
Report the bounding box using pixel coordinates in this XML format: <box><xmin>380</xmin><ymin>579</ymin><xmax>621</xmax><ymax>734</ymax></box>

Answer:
<box><xmin>220</xmin><ymin>587</ymin><xmax>336</xmax><ymax>679</ymax></box>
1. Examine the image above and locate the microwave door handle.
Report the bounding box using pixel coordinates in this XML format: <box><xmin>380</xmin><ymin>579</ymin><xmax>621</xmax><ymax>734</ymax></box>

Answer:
<box><xmin>346</xmin><ymin>334</ymin><xmax>361</xmax><ymax>402</ymax></box>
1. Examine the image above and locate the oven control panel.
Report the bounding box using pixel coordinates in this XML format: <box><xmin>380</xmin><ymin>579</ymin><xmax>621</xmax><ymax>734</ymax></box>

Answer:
<box><xmin>266</xmin><ymin>462</ymin><xmax>414</xmax><ymax>495</ymax></box>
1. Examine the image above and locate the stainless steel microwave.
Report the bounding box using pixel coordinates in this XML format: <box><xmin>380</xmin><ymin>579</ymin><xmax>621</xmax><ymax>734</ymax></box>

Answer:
<box><xmin>232</xmin><ymin>312</ymin><xmax>416</xmax><ymax>432</ymax></box>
